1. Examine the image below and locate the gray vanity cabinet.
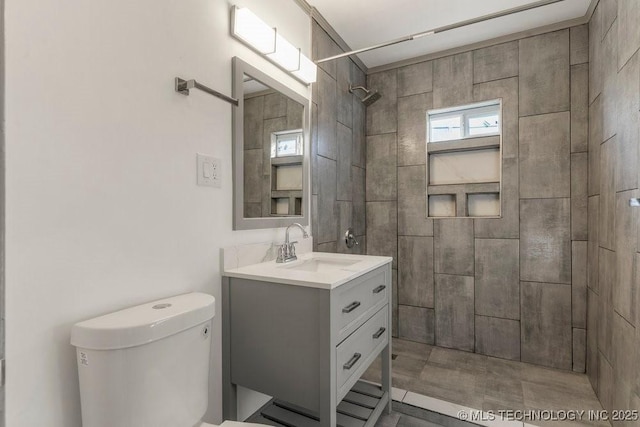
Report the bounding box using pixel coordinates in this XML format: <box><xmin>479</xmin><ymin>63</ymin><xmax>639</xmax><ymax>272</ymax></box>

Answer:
<box><xmin>222</xmin><ymin>263</ymin><xmax>392</xmax><ymax>427</ymax></box>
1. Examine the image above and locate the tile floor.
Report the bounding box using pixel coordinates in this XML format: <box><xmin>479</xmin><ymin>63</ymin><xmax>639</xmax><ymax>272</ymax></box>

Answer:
<box><xmin>363</xmin><ymin>338</ymin><xmax>609</xmax><ymax>427</ymax></box>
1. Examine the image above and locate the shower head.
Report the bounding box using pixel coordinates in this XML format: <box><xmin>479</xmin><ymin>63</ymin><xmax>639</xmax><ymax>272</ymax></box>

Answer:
<box><xmin>348</xmin><ymin>84</ymin><xmax>382</xmax><ymax>106</ymax></box>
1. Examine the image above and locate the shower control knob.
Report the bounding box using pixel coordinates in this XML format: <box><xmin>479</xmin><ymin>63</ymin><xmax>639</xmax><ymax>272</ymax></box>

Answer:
<box><xmin>344</xmin><ymin>228</ymin><xmax>360</xmax><ymax>249</ymax></box>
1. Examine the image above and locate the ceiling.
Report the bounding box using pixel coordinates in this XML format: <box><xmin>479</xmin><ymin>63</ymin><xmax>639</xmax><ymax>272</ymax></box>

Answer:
<box><xmin>306</xmin><ymin>0</ymin><xmax>591</xmax><ymax>68</ymax></box>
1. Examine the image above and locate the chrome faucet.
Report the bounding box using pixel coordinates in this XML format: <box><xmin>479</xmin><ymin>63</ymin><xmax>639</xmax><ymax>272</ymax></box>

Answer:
<box><xmin>276</xmin><ymin>223</ymin><xmax>309</xmax><ymax>263</ymax></box>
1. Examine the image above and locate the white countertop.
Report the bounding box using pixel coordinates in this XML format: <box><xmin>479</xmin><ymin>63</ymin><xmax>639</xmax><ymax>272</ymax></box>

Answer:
<box><xmin>223</xmin><ymin>252</ymin><xmax>392</xmax><ymax>289</ymax></box>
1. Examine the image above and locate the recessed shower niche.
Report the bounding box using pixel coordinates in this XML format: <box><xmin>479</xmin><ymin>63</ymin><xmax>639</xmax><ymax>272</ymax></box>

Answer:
<box><xmin>426</xmin><ymin>99</ymin><xmax>502</xmax><ymax>218</ymax></box>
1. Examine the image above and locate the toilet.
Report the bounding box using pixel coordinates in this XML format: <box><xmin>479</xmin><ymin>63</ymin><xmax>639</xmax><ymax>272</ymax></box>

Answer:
<box><xmin>70</xmin><ymin>292</ymin><xmax>266</xmax><ymax>427</ymax></box>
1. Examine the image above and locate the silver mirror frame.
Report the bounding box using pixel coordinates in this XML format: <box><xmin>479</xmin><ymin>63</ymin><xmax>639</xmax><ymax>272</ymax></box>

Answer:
<box><xmin>232</xmin><ymin>56</ymin><xmax>310</xmax><ymax>230</ymax></box>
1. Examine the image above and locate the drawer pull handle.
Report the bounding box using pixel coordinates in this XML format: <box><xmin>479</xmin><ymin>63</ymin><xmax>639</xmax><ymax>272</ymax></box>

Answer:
<box><xmin>342</xmin><ymin>301</ymin><xmax>361</xmax><ymax>313</ymax></box>
<box><xmin>372</xmin><ymin>285</ymin><xmax>386</xmax><ymax>294</ymax></box>
<box><xmin>343</xmin><ymin>353</ymin><xmax>361</xmax><ymax>370</ymax></box>
<box><xmin>373</xmin><ymin>327</ymin><xmax>386</xmax><ymax>339</ymax></box>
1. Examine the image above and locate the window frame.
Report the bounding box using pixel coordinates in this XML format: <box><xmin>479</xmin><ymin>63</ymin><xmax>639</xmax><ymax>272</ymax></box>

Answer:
<box><xmin>270</xmin><ymin>129</ymin><xmax>304</xmax><ymax>158</ymax></box>
<box><xmin>427</xmin><ymin>100</ymin><xmax>501</xmax><ymax>143</ymax></box>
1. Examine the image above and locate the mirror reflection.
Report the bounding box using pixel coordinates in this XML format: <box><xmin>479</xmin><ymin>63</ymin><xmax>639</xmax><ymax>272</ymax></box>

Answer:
<box><xmin>242</xmin><ymin>75</ymin><xmax>305</xmax><ymax>219</ymax></box>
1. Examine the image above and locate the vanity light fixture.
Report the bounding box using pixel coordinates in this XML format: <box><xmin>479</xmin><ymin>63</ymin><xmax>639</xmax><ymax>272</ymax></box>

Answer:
<box><xmin>231</xmin><ymin>6</ymin><xmax>317</xmax><ymax>85</ymax></box>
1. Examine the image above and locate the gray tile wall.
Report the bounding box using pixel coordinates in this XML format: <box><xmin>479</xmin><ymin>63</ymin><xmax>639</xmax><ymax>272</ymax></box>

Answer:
<box><xmin>311</xmin><ymin>21</ymin><xmax>367</xmax><ymax>254</ymax></box>
<box><xmin>243</xmin><ymin>92</ymin><xmax>303</xmax><ymax>217</ymax></box>
<box><xmin>586</xmin><ymin>1</ymin><xmax>640</xmax><ymax>417</ymax></box>
<box><xmin>365</xmin><ymin>25</ymin><xmax>588</xmax><ymax>372</ymax></box>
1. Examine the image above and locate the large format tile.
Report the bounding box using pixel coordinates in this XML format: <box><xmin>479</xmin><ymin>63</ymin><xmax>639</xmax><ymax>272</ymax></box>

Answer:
<box><xmin>522</xmin><ymin>378</ymin><xmax>603</xmax><ymax>413</ymax></box>
<box><xmin>399</xmin><ymin>305</ymin><xmax>435</xmax><ymax>344</ymax></box>
<box><xmin>435</xmin><ymin>274</ymin><xmax>474</xmax><ymax>352</ymax></box>
<box><xmin>520</xmin><ymin>198</ymin><xmax>571</xmax><ymax>284</ymax></box>
<box><xmin>412</xmin><ymin>364</ymin><xmax>486</xmax><ymax>410</ymax></box>
<box><xmin>601</xmin><ymin>21</ymin><xmax>618</xmax><ymax>143</ymax></box>
<box><xmin>393</xmin><ymin>269</ymin><xmax>398</xmax><ymax>337</ymax></box>
<box><xmin>573</xmin><ymin>328</ymin><xmax>586</xmax><ymax>373</ymax></box>
<box><xmin>519</xmin><ymin>30</ymin><xmax>570</xmax><ymax>116</ymax></box>
<box><xmin>367</xmin><ymin>201</ymin><xmax>398</xmax><ymax>267</ymax></box>
<box><xmin>588</xmin><ymin>95</ymin><xmax>602</xmax><ymax>197</ymax></box>
<box><xmin>243</xmin><ymin>96</ymin><xmax>264</xmax><ymax>149</ymax></box>
<box><xmin>316</xmin><ymin>68</ymin><xmax>337</xmax><ymax>160</ymax></box>
<box><xmin>311</xmin><ymin>103</ymin><xmax>319</xmax><ymax>196</ymax></box>
<box><xmin>475</xmin><ymin>316</ymin><xmax>520</xmax><ymax>361</ymax></box>
<box><xmin>597</xmin><ymin>248</ymin><xmax>615</xmax><ymax>363</ymax></box>
<box><xmin>600</xmin><ymin>0</ymin><xmax>617</xmax><ymax>40</ymax></box>
<box><xmin>519</xmin><ymin>112</ymin><xmax>570</xmax><ymax>199</ymax></box>
<box><xmin>397</xmin><ymin>61</ymin><xmax>433</xmax><ymax>97</ymax></box>
<box><xmin>570</xmin><ymin>24</ymin><xmax>589</xmax><ymax>65</ymax></box>
<box><xmin>473</xmin><ymin>41</ymin><xmax>518</xmax><ymax>84</ymax></box>
<box><xmin>243</xmin><ymin>149</ymin><xmax>263</xmax><ymax>203</ymax></box>
<box><xmin>587</xmin><ymin>289</ymin><xmax>599</xmax><ymax>390</ymax></box>
<box><xmin>597</xmin><ymin>353</ymin><xmax>614</xmax><ymax>413</ymax></box>
<box><xmin>589</xmin><ymin>4</ymin><xmax>603</xmax><ymax>104</ymax></box>
<box><xmin>614</xmin><ymin>190</ymin><xmax>638</xmax><ymax>325</ymax></box>
<box><xmin>336</xmin><ymin>123</ymin><xmax>353</xmax><ymax>201</ymax></box>
<box><xmin>413</xmin><ymin>348</ymin><xmax>487</xmax><ymax>409</ymax></box>
<box><xmin>352</xmin><ymin>97</ymin><xmax>366</xmax><ymax>168</ymax></box>
<box><xmin>570</xmin><ymin>64</ymin><xmax>589</xmax><ymax>153</ymax></box>
<box><xmin>475</xmin><ymin>239</ymin><xmax>519</xmax><ymax>320</ymax></box>
<box><xmin>599</xmin><ymin>137</ymin><xmax>616</xmax><ymax>251</ymax></box>
<box><xmin>316</xmin><ymin>155</ymin><xmax>338</xmax><ymax>244</ymax></box>
<box><xmin>612</xmin><ymin>312</ymin><xmax>638</xmax><ymax>399</ymax></box>
<box><xmin>352</xmin><ymin>166</ymin><xmax>366</xmax><ymax>236</ymax></box>
<box><xmin>617</xmin><ymin>0</ymin><xmax>640</xmax><ymax>69</ymax></box>
<box><xmin>434</xmin><ymin>219</ymin><xmax>474</xmax><ymax>276</ymax></box>
<box><xmin>398</xmin><ymin>236</ymin><xmax>434</xmax><ymax>308</ymax></box>
<box><xmin>336</xmin><ymin>201</ymin><xmax>353</xmax><ymax>254</ymax></box>
<box><xmin>367</xmin><ymin>69</ymin><xmax>398</xmax><ymax>135</ymax></box>
<box><xmin>587</xmin><ymin>195</ymin><xmax>600</xmax><ymax>293</ymax></box>
<box><xmin>521</xmin><ymin>281</ymin><xmax>572</xmax><ymax>370</ymax></box>
<box><xmin>615</xmin><ymin>51</ymin><xmax>639</xmax><ymax>192</ymax></box>
<box><xmin>263</xmin><ymin>92</ymin><xmax>287</xmax><ymax>119</ymax></box>
<box><xmin>366</xmin><ymin>133</ymin><xmax>397</xmax><ymax>201</ymax></box>
<box><xmin>473</xmin><ymin>77</ymin><xmax>519</xmax><ymax>159</ymax></box>
<box><xmin>398</xmin><ymin>92</ymin><xmax>432</xmax><ymax>166</ymax></box>
<box><xmin>572</xmin><ymin>241</ymin><xmax>587</xmax><ymax>329</ymax></box>
<box><xmin>432</xmin><ymin>52</ymin><xmax>473</xmax><ymax>109</ymax></box>
<box><xmin>398</xmin><ymin>165</ymin><xmax>433</xmax><ymax>236</ymax></box>
<box><xmin>571</xmin><ymin>153</ymin><xmax>588</xmax><ymax>241</ymax></box>
<box><xmin>474</xmin><ymin>157</ymin><xmax>519</xmax><ymax>239</ymax></box>
<box><xmin>312</xmin><ymin>20</ymin><xmax>339</xmax><ymax>79</ymax></box>
<box><xmin>336</xmin><ymin>58</ymin><xmax>353</xmax><ymax>128</ymax></box>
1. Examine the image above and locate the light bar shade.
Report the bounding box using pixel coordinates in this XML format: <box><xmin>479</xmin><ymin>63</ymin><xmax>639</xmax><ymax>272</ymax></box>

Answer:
<box><xmin>293</xmin><ymin>54</ymin><xmax>317</xmax><ymax>84</ymax></box>
<box><xmin>230</xmin><ymin>6</ymin><xmax>317</xmax><ymax>85</ymax></box>
<box><xmin>267</xmin><ymin>34</ymin><xmax>301</xmax><ymax>71</ymax></box>
<box><xmin>232</xmin><ymin>7</ymin><xmax>276</xmax><ymax>54</ymax></box>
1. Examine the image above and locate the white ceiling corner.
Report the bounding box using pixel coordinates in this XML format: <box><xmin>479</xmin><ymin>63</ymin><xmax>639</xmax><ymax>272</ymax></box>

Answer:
<box><xmin>307</xmin><ymin>0</ymin><xmax>591</xmax><ymax>68</ymax></box>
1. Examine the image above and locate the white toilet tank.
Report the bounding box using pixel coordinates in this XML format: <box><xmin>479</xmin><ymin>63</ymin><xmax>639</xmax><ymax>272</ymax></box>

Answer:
<box><xmin>71</xmin><ymin>292</ymin><xmax>215</xmax><ymax>427</ymax></box>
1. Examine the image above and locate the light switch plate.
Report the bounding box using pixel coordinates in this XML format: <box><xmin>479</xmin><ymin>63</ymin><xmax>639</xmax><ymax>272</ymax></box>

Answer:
<box><xmin>197</xmin><ymin>154</ymin><xmax>221</xmax><ymax>188</ymax></box>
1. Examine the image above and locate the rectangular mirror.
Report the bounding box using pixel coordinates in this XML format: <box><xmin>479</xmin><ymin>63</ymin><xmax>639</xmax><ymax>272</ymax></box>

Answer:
<box><xmin>232</xmin><ymin>57</ymin><xmax>309</xmax><ymax>230</ymax></box>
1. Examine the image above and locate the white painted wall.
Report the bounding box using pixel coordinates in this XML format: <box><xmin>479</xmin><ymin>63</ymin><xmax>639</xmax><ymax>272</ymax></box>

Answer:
<box><xmin>4</xmin><ymin>0</ymin><xmax>310</xmax><ymax>425</ymax></box>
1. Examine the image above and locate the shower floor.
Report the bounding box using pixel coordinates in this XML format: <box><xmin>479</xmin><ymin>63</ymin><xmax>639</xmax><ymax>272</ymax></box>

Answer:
<box><xmin>362</xmin><ymin>338</ymin><xmax>609</xmax><ymax>427</ymax></box>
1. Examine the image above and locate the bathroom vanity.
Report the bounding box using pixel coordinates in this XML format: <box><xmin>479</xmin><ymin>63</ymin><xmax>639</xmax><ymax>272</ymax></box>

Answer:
<box><xmin>222</xmin><ymin>252</ymin><xmax>392</xmax><ymax>427</ymax></box>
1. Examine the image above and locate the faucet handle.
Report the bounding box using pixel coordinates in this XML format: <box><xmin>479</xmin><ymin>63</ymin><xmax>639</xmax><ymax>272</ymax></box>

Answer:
<box><xmin>289</xmin><ymin>241</ymin><xmax>298</xmax><ymax>258</ymax></box>
<box><xmin>276</xmin><ymin>245</ymin><xmax>286</xmax><ymax>263</ymax></box>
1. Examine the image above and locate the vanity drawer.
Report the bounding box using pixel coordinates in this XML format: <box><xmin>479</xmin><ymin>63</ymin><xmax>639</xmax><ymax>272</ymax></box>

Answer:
<box><xmin>336</xmin><ymin>306</ymin><xmax>388</xmax><ymax>398</ymax></box>
<box><xmin>334</xmin><ymin>268</ymin><xmax>388</xmax><ymax>340</ymax></box>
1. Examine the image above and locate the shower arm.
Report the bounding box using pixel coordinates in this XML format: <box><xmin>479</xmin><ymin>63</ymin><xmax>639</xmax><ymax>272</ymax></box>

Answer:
<box><xmin>314</xmin><ymin>0</ymin><xmax>565</xmax><ymax>64</ymax></box>
<box><xmin>349</xmin><ymin>85</ymin><xmax>371</xmax><ymax>95</ymax></box>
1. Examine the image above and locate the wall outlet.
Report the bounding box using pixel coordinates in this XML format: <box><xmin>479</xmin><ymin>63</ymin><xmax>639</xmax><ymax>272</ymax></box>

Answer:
<box><xmin>197</xmin><ymin>154</ymin><xmax>221</xmax><ymax>188</ymax></box>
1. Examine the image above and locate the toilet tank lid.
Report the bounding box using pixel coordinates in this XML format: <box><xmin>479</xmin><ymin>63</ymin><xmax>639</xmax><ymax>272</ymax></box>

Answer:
<box><xmin>70</xmin><ymin>292</ymin><xmax>215</xmax><ymax>350</ymax></box>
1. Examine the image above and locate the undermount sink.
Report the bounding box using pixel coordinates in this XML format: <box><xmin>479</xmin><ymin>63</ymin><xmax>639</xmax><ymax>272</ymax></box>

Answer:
<box><xmin>280</xmin><ymin>257</ymin><xmax>360</xmax><ymax>272</ymax></box>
